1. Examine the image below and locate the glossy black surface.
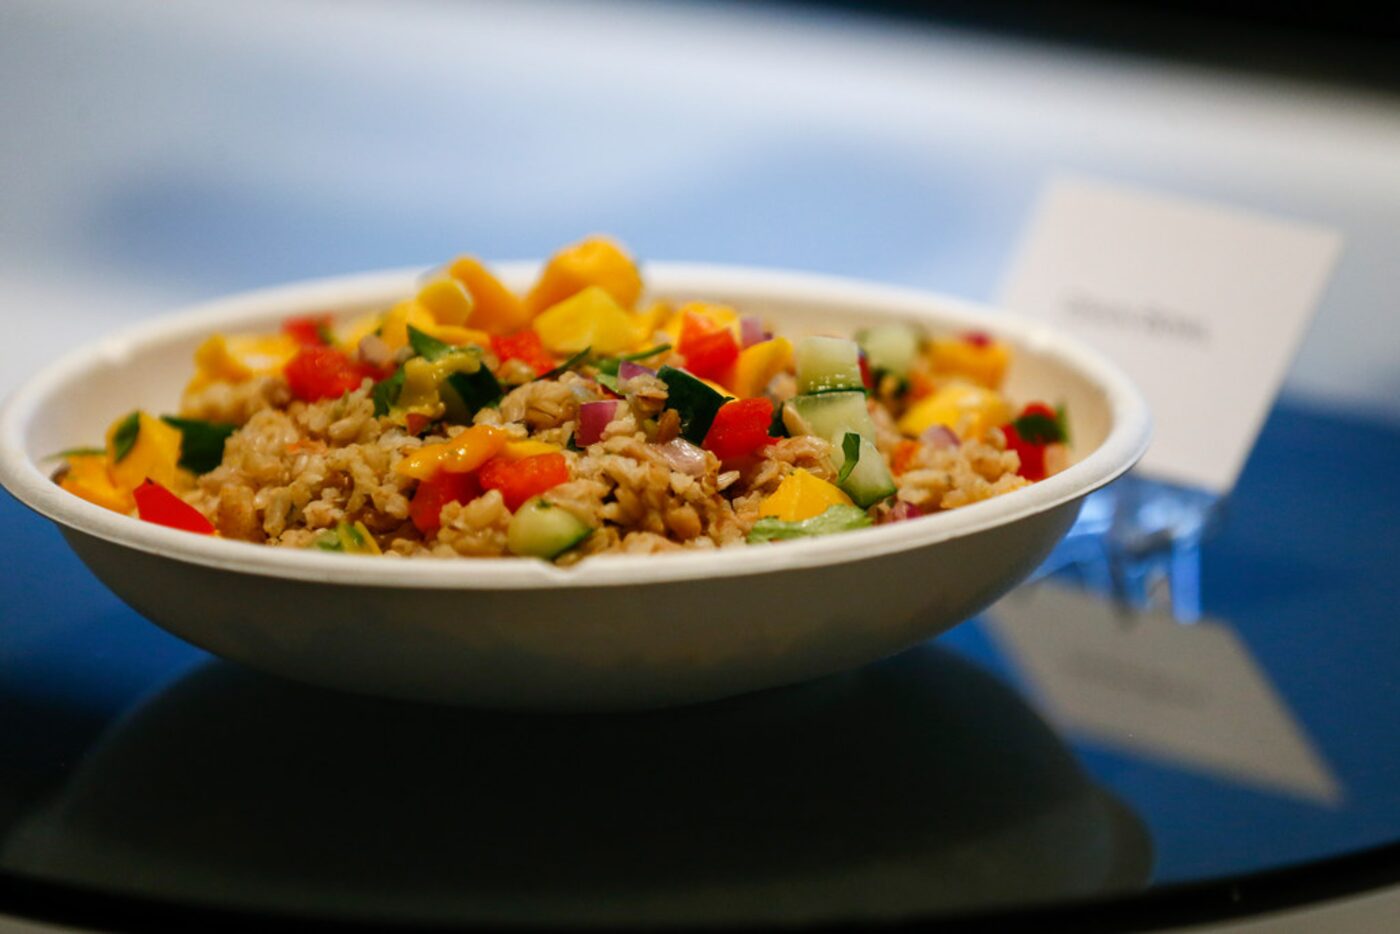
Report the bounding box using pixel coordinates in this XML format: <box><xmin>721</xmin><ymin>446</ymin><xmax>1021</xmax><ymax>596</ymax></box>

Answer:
<box><xmin>1</xmin><ymin>400</ymin><xmax>1398</xmax><ymax>927</ymax></box>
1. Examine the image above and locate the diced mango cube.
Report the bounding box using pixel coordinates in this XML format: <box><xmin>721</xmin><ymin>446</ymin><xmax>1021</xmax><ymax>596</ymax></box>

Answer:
<box><xmin>447</xmin><ymin>256</ymin><xmax>531</xmax><ymax>335</ymax></box>
<box><xmin>501</xmin><ymin>439</ymin><xmax>562</xmax><ymax>460</ymax></box>
<box><xmin>663</xmin><ymin>301</ymin><xmax>738</xmax><ymax>344</ymax></box>
<box><xmin>415</xmin><ymin>278</ymin><xmax>475</xmax><ymax>328</ymax></box>
<box><xmin>758</xmin><ymin>468</ymin><xmax>854</xmax><ymax>523</ymax></box>
<box><xmin>532</xmin><ymin>286</ymin><xmax>647</xmax><ymax>355</ymax></box>
<box><xmin>928</xmin><ymin>335</ymin><xmax>1011</xmax><ymax>389</ymax></box>
<box><xmin>60</xmin><ymin>454</ymin><xmax>134</xmax><ymax>514</ymax></box>
<box><xmin>107</xmin><ymin>412</ymin><xmax>186</xmax><ymax>491</ymax></box>
<box><xmin>379</xmin><ymin>300</ymin><xmax>438</xmax><ymax>353</ymax></box>
<box><xmin>525</xmin><ymin>236</ymin><xmax>642</xmax><ymax>314</ymax></box>
<box><xmin>729</xmin><ymin>337</ymin><xmax>793</xmax><ymax>398</ymax></box>
<box><xmin>897</xmin><ymin>382</ymin><xmax>1012</xmax><ymax>440</ymax></box>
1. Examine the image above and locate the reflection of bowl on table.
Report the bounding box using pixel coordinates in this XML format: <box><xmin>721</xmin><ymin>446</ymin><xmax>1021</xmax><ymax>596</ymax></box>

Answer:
<box><xmin>0</xmin><ymin>265</ymin><xmax>1150</xmax><ymax>709</ymax></box>
<box><xmin>3</xmin><ymin>646</ymin><xmax>1152</xmax><ymax>926</ymax></box>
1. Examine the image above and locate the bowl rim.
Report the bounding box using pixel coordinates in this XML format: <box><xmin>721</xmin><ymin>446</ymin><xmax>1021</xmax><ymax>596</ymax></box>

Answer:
<box><xmin>0</xmin><ymin>262</ymin><xmax>1151</xmax><ymax>590</ymax></box>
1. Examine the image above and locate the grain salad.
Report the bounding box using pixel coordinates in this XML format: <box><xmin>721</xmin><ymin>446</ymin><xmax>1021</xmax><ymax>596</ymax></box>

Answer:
<box><xmin>53</xmin><ymin>236</ymin><xmax>1069</xmax><ymax>562</ymax></box>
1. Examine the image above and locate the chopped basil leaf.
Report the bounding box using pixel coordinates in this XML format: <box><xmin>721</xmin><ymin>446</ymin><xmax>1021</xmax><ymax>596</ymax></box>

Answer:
<box><xmin>619</xmin><ymin>343</ymin><xmax>671</xmax><ymax>362</ymax></box>
<box><xmin>161</xmin><ymin>416</ymin><xmax>237</xmax><ymax>474</ymax></box>
<box><xmin>406</xmin><ymin>325</ymin><xmax>454</xmax><ymax>362</ymax></box>
<box><xmin>836</xmin><ymin>431</ymin><xmax>861</xmax><ymax>484</ymax></box>
<box><xmin>46</xmin><ymin>446</ymin><xmax>106</xmax><ymax>461</ymax></box>
<box><xmin>566</xmin><ymin>432</ymin><xmax>583</xmax><ymax>452</ymax></box>
<box><xmin>1013</xmin><ymin>411</ymin><xmax>1066</xmax><ymax>445</ymax></box>
<box><xmin>111</xmin><ymin>411</ymin><xmax>141</xmax><ymax>462</ymax></box>
<box><xmin>315</xmin><ymin>322</ymin><xmax>337</xmax><ymax>346</ymax></box>
<box><xmin>747</xmin><ymin>504</ymin><xmax>872</xmax><ymax>543</ymax></box>
<box><xmin>768</xmin><ymin>401</ymin><xmax>789</xmax><ymax>438</ymax></box>
<box><xmin>536</xmin><ymin>347</ymin><xmax>591</xmax><ymax>381</ymax></box>
<box><xmin>443</xmin><ymin>368</ymin><xmax>503</xmax><ymax>419</ymax></box>
<box><xmin>371</xmin><ymin>366</ymin><xmax>406</xmax><ymax>417</ymax></box>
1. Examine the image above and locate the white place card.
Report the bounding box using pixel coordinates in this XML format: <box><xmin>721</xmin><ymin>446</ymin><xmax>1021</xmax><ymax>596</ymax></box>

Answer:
<box><xmin>984</xmin><ymin>581</ymin><xmax>1341</xmax><ymax>805</ymax></box>
<box><xmin>1001</xmin><ymin>177</ymin><xmax>1342</xmax><ymax>493</ymax></box>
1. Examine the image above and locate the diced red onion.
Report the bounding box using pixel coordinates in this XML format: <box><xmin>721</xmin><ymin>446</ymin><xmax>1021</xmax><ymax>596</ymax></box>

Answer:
<box><xmin>889</xmin><ymin>500</ymin><xmax>923</xmax><ymax>522</ymax></box>
<box><xmin>654</xmin><ymin>438</ymin><xmax>708</xmax><ymax>476</ymax></box>
<box><xmin>739</xmin><ymin>316</ymin><xmax>770</xmax><ymax>349</ymax></box>
<box><xmin>576</xmin><ymin>400</ymin><xmax>618</xmax><ymax>446</ymax></box>
<box><xmin>618</xmin><ymin>360</ymin><xmax>655</xmax><ymax>382</ymax></box>
<box><xmin>920</xmin><ymin>425</ymin><xmax>960</xmax><ymax>450</ymax></box>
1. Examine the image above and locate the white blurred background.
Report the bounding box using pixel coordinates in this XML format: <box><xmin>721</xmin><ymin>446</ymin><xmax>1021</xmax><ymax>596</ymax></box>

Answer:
<box><xmin>2</xmin><ymin>0</ymin><xmax>1397</xmax><ymax>419</ymax></box>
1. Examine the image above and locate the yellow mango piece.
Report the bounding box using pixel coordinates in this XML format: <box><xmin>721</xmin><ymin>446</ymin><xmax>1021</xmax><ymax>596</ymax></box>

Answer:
<box><xmin>397</xmin><ymin>354</ymin><xmax>482</xmax><ymax>414</ymax></box>
<box><xmin>532</xmin><ymin>286</ymin><xmax>647</xmax><ymax>355</ymax></box>
<box><xmin>928</xmin><ymin>335</ymin><xmax>1011</xmax><ymax>389</ymax></box>
<box><xmin>525</xmin><ymin>235</ymin><xmax>643</xmax><ymax>314</ymax></box>
<box><xmin>422</xmin><ymin>323</ymin><xmax>492</xmax><ymax>350</ymax></box>
<box><xmin>897</xmin><ymin>382</ymin><xmax>1012</xmax><ymax>440</ymax></box>
<box><xmin>447</xmin><ymin>256</ymin><xmax>531</xmax><ymax>335</ymax></box>
<box><xmin>187</xmin><ymin>333</ymin><xmax>299</xmax><ymax>392</ymax></box>
<box><xmin>107</xmin><ymin>412</ymin><xmax>185</xmax><ymax>492</ymax></box>
<box><xmin>60</xmin><ymin>454</ymin><xmax>134</xmax><ymax>514</ymax></box>
<box><xmin>662</xmin><ymin>301</ymin><xmax>739</xmax><ymax>344</ymax></box>
<box><xmin>758</xmin><ymin>468</ymin><xmax>854</xmax><ymax>523</ymax></box>
<box><xmin>634</xmin><ymin>301</ymin><xmax>672</xmax><ymax>345</ymax></box>
<box><xmin>415</xmin><ymin>278</ymin><xmax>475</xmax><ymax>328</ymax></box>
<box><xmin>380</xmin><ymin>300</ymin><xmax>438</xmax><ymax>353</ymax></box>
<box><xmin>396</xmin><ymin>425</ymin><xmax>508</xmax><ymax>480</ymax></box>
<box><xmin>730</xmin><ymin>337</ymin><xmax>794</xmax><ymax>398</ymax></box>
<box><xmin>501</xmin><ymin>439</ymin><xmax>562</xmax><ymax>460</ymax></box>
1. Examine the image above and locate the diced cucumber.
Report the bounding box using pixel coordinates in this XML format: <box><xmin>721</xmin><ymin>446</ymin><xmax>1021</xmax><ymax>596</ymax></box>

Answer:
<box><xmin>857</xmin><ymin>324</ymin><xmax>922</xmax><ymax>381</ymax></box>
<box><xmin>507</xmin><ymin>498</ymin><xmax>592</xmax><ymax>559</ymax></box>
<box><xmin>837</xmin><ymin>436</ymin><xmax>896</xmax><ymax>508</ymax></box>
<box><xmin>795</xmin><ymin>336</ymin><xmax>864</xmax><ymax>394</ymax></box>
<box><xmin>658</xmin><ymin>365</ymin><xmax>727</xmax><ymax>444</ymax></box>
<box><xmin>784</xmin><ymin>391</ymin><xmax>877</xmax><ymax>444</ymax></box>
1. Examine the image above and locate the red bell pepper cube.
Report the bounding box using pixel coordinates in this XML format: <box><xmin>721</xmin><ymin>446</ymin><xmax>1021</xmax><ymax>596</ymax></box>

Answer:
<box><xmin>410</xmin><ymin>470</ymin><xmax>482</xmax><ymax>536</ymax></box>
<box><xmin>282</xmin><ymin>314</ymin><xmax>335</xmax><ymax>347</ymax></box>
<box><xmin>284</xmin><ymin>346</ymin><xmax>376</xmax><ymax>402</ymax></box>
<box><xmin>491</xmin><ymin>331</ymin><xmax>557</xmax><ymax>376</ymax></box>
<box><xmin>479</xmin><ymin>452</ymin><xmax>570</xmax><ymax>512</ymax></box>
<box><xmin>678</xmin><ymin>313</ymin><xmax>739</xmax><ymax>382</ymax></box>
<box><xmin>132</xmin><ymin>479</ymin><xmax>216</xmax><ymax>535</ymax></box>
<box><xmin>702</xmin><ymin>397</ymin><xmax>776</xmax><ymax>460</ymax></box>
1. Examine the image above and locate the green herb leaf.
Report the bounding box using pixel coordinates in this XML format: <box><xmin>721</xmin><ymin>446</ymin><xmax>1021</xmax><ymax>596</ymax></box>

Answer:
<box><xmin>595</xmin><ymin>372</ymin><xmax>620</xmax><ymax>393</ymax></box>
<box><xmin>836</xmin><ymin>431</ymin><xmax>862</xmax><ymax>484</ymax></box>
<box><xmin>371</xmin><ymin>366</ymin><xmax>406</xmax><ymax>417</ymax></box>
<box><xmin>566</xmin><ymin>433</ymin><xmax>583</xmax><ymax>452</ymax></box>
<box><xmin>45</xmin><ymin>446</ymin><xmax>106</xmax><ymax>461</ymax></box>
<box><xmin>1013</xmin><ymin>411</ymin><xmax>1066</xmax><ymax>445</ymax></box>
<box><xmin>315</xmin><ymin>322</ymin><xmax>337</xmax><ymax>346</ymax></box>
<box><xmin>111</xmin><ymin>411</ymin><xmax>141</xmax><ymax>463</ymax></box>
<box><xmin>619</xmin><ymin>343</ymin><xmax>671</xmax><ymax>362</ymax></box>
<box><xmin>160</xmin><ymin>416</ymin><xmax>237</xmax><ymax>474</ymax></box>
<box><xmin>536</xmin><ymin>346</ymin><xmax>591</xmax><ymax>382</ymax></box>
<box><xmin>443</xmin><ymin>368</ymin><xmax>503</xmax><ymax>420</ymax></box>
<box><xmin>406</xmin><ymin>324</ymin><xmax>454</xmax><ymax>362</ymax></box>
<box><xmin>1055</xmin><ymin>404</ymin><xmax>1071</xmax><ymax>445</ymax></box>
<box><xmin>768</xmin><ymin>401</ymin><xmax>790</xmax><ymax>439</ymax></box>
<box><xmin>747</xmin><ymin>504</ymin><xmax>872</xmax><ymax>543</ymax></box>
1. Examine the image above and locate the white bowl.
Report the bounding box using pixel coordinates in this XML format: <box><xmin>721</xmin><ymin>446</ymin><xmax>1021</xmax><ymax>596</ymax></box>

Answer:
<box><xmin>0</xmin><ymin>264</ymin><xmax>1150</xmax><ymax>710</ymax></box>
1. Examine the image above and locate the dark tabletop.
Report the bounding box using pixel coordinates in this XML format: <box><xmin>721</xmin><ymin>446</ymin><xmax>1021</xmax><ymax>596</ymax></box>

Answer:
<box><xmin>2</xmin><ymin>399</ymin><xmax>1398</xmax><ymax>931</ymax></box>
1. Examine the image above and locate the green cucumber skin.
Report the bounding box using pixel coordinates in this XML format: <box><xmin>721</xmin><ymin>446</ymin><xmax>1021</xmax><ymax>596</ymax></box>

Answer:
<box><xmin>795</xmin><ymin>336</ymin><xmax>864</xmax><ymax>394</ymax></box>
<box><xmin>658</xmin><ymin>366</ymin><xmax>726</xmax><ymax>444</ymax></box>
<box><xmin>786</xmin><ymin>392</ymin><xmax>877</xmax><ymax>444</ymax></box>
<box><xmin>507</xmin><ymin>499</ymin><xmax>591</xmax><ymax>559</ymax></box>
<box><xmin>858</xmin><ymin>324</ymin><xmax>922</xmax><ymax>380</ymax></box>
<box><xmin>839</xmin><ymin>436</ymin><xmax>897</xmax><ymax>508</ymax></box>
